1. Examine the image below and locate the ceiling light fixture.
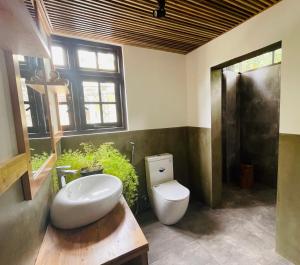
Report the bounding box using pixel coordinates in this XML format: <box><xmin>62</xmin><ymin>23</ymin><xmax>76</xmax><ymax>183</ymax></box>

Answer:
<box><xmin>153</xmin><ymin>0</ymin><xmax>166</xmax><ymax>18</ymax></box>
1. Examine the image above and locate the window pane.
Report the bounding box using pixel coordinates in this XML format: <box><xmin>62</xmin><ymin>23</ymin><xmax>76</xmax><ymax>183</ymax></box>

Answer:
<box><xmin>224</xmin><ymin>63</ymin><xmax>240</xmax><ymax>73</ymax></box>
<box><xmin>24</xmin><ymin>104</ymin><xmax>33</xmax><ymax>127</ymax></box>
<box><xmin>21</xmin><ymin>79</ymin><xmax>29</xmax><ymax>101</ymax></box>
<box><xmin>241</xmin><ymin>52</ymin><xmax>273</xmax><ymax>73</ymax></box>
<box><xmin>240</xmin><ymin>59</ymin><xmax>252</xmax><ymax>73</ymax></box>
<box><xmin>51</xmin><ymin>46</ymin><xmax>65</xmax><ymax>66</ymax></box>
<box><xmin>78</xmin><ymin>50</ymin><xmax>97</xmax><ymax>69</ymax></box>
<box><xmin>256</xmin><ymin>52</ymin><xmax>273</xmax><ymax>68</ymax></box>
<box><xmin>274</xmin><ymin>49</ymin><xmax>282</xmax><ymax>64</ymax></box>
<box><xmin>102</xmin><ymin>104</ymin><xmax>117</xmax><ymax>123</ymax></box>
<box><xmin>83</xmin><ymin>81</ymin><xmax>99</xmax><ymax>102</ymax></box>
<box><xmin>85</xmin><ymin>104</ymin><xmax>101</xmax><ymax>124</ymax></box>
<box><xmin>58</xmin><ymin>104</ymin><xmax>70</xmax><ymax>126</ymax></box>
<box><xmin>57</xmin><ymin>92</ymin><xmax>67</xmax><ymax>103</ymax></box>
<box><xmin>17</xmin><ymin>55</ymin><xmax>25</xmax><ymax>62</ymax></box>
<box><xmin>100</xmin><ymin>83</ymin><xmax>116</xmax><ymax>102</ymax></box>
<box><xmin>98</xmin><ymin>52</ymin><xmax>115</xmax><ymax>71</ymax></box>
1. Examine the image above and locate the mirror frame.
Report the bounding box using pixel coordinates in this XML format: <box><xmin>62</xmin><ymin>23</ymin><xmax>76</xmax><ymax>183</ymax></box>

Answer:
<box><xmin>3</xmin><ymin>51</ymin><xmax>62</xmax><ymax>200</ymax></box>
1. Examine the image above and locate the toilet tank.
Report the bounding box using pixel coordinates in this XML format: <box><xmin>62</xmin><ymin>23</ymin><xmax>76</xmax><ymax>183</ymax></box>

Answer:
<box><xmin>145</xmin><ymin>154</ymin><xmax>174</xmax><ymax>188</ymax></box>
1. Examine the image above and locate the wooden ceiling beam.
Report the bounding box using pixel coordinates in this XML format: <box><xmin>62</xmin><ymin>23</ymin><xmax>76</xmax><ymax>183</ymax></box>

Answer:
<box><xmin>44</xmin><ymin>2</ymin><xmax>218</xmax><ymax>41</ymax></box>
<box><xmin>222</xmin><ymin>0</ymin><xmax>261</xmax><ymax>14</ymax></box>
<box><xmin>185</xmin><ymin>0</ymin><xmax>252</xmax><ymax>18</ymax></box>
<box><xmin>45</xmin><ymin>0</ymin><xmax>215</xmax><ymax>39</ymax></box>
<box><xmin>35</xmin><ymin>0</ymin><xmax>53</xmax><ymax>34</ymax></box>
<box><xmin>50</xmin><ymin>0</ymin><xmax>221</xmax><ymax>37</ymax></box>
<box><xmin>51</xmin><ymin>21</ymin><xmax>199</xmax><ymax>51</ymax></box>
<box><xmin>50</xmin><ymin>18</ymin><xmax>206</xmax><ymax>48</ymax></box>
<box><xmin>166</xmin><ymin>0</ymin><xmax>243</xmax><ymax>24</ymax></box>
<box><xmin>113</xmin><ymin>0</ymin><xmax>233</xmax><ymax>31</ymax></box>
<box><xmin>247</xmin><ymin>0</ymin><xmax>267</xmax><ymax>9</ymax></box>
<box><xmin>45</xmin><ymin>4</ymin><xmax>210</xmax><ymax>44</ymax></box>
<box><xmin>27</xmin><ymin>0</ymin><xmax>282</xmax><ymax>54</ymax></box>
<box><xmin>257</xmin><ymin>0</ymin><xmax>273</xmax><ymax>5</ymax></box>
<box><xmin>36</xmin><ymin>0</ymin><xmax>53</xmax><ymax>31</ymax></box>
<box><xmin>54</xmin><ymin>30</ymin><xmax>196</xmax><ymax>54</ymax></box>
<box><xmin>230</xmin><ymin>0</ymin><xmax>265</xmax><ymax>11</ymax></box>
<box><xmin>47</xmin><ymin>18</ymin><xmax>218</xmax><ymax>44</ymax></box>
<box><xmin>24</xmin><ymin>0</ymin><xmax>36</xmax><ymax>18</ymax></box>
<box><xmin>51</xmin><ymin>22</ymin><xmax>196</xmax><ymax>51</ymax></box>
<box><xmin>248</xmin><ymin>0</ymin><xmax>269</xmax><ymax>9</ymax></box>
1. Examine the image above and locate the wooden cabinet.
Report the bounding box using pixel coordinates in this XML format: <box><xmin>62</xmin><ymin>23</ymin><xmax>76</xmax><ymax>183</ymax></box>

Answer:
<box><xmin>35</xmin><ymin>197</ymin><xmax>149</xmax><ymax>265</ymax></box>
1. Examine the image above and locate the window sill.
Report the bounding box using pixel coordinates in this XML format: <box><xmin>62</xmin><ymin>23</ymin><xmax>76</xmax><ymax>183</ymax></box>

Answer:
<box><xmin>62</xmin><ymin>126</ymin><xmax>128</xmax><ymax>137</ymax></box>
<box><xmin>29</xmin><ymin>134</ymin><xmax>51</xmax><ymax>139</ymax></box>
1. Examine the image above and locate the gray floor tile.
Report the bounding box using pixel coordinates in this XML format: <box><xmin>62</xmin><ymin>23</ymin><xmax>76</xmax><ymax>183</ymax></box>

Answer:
<box><xmin>139</xmin><ymin>184</ymin><xmax>294</xmax><ymax>265</ymax></box>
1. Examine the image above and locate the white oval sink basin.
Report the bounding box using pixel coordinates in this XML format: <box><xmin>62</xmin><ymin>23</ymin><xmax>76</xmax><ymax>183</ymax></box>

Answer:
<box><xmin>50</xmin><ymin>174</ymin><xmax>123</xmax><ymax>229</ymax></box>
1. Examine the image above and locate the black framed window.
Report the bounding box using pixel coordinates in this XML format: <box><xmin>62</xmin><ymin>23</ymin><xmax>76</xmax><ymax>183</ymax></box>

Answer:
<box><xmin>51</xmin><ymin>36</ymin><xmax>127</xmax><ymax>134</ymax></box>
<box><xmin>19</xmin><ymin>57</ymin><xmax>49</xmax><ymax>138</ymax></box>
<box><xmin>224</xmin><ymin>48</ymin><xmax>282</xmax><ymax>73</ymax></box>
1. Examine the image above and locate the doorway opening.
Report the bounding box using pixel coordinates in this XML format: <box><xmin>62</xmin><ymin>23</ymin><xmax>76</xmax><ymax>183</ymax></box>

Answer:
<box><xmin>210</xmin><ymin>42</ymin><xmax>282</xmax><ymax>207</ymax></box>
<box><xmin>222</xmin><ymin>48</ymin><xmax>282</xmax><ymax>189</ymax></box>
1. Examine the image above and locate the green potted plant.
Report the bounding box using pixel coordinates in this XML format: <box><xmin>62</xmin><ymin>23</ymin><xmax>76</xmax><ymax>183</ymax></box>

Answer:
<box><xmin>55</xmin><ymin>142</ymin><xmax>139</xmax><ymax>208</ymax></box>
<box><xmin>79</xmin><ymin>143</ymin><xmax>103</xmax><ymax>176</ymax></box>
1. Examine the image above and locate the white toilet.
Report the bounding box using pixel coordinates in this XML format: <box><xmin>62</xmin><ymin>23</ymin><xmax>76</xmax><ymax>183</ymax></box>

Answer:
<box><xmin>145</xmin><ymin>153</ymin><xmax>190</xmax><ymax>225</ymax></box>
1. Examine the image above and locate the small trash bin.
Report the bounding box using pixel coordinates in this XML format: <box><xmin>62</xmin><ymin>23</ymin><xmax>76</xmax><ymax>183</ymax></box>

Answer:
<box><xmin>240</xmin><ymin>164</ymin><xmax>254</xmax><ymax>189</ymax></box>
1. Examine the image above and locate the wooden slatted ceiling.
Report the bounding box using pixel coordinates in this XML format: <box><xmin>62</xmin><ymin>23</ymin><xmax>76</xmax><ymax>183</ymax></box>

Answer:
<box><xmin>26</xmin><ymin>0</ymin><xmax>281</xmax><ymax>54</ymax></box>
<box><xmin>24</xmin><ymin>0</ymin><xmax>36</xmax><ymax>19</ymax></box>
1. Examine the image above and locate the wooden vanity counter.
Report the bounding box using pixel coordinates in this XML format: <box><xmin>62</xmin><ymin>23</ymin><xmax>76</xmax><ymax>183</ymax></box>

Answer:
<box><xmin>35</xmin><ymin>196</ymin><xmax>149</xmax><ymax>265</ymax></box>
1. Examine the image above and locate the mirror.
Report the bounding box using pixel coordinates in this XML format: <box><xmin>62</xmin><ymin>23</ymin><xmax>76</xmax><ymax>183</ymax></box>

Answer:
<box><xmin>3</xmin><ymin>51</ymin><xmax>67</xmax><ymax>199</ymax></box>
<box><xmin>19</xmin><ymin>56</ymin><xmax>53</xmax><ymax>177</ymax></box>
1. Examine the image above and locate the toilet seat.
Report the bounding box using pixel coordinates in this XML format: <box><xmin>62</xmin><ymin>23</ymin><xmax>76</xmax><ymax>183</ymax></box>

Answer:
<box><xmin>145</xmin><ymin>154</ymin><xmax>190</xmax><ymax>225</ymax></box>
<box><xmin>153</xmin><ymin>180</ymin><xmax>189</xmax><ymax>201</ymax></box>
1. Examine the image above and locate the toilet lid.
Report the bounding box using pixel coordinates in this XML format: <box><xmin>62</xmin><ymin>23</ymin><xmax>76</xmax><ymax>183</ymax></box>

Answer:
<box><xmin>153</xmin><ymin>180</ymin><xmax>190</xmax><ymax>201</ymax></box>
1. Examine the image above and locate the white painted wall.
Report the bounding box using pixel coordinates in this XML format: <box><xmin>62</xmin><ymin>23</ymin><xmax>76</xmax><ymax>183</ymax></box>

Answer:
<box><xmin>0</xmin><ymin>44</ymin><xmax>188</xmax><ymax>164</ymax></box>
<box><xmin>186</xmin><ymin>0</ymin><xmax>300</xmax><ymax>134</ymax></box>
<box><xmin>123</xmin><ymin>45</ymin><xmax>187</xmax><ymax>131</ymax></box>
<box><xmin>0</xmin><ymin>49</ymin><xmax>17</xmax><ymax>162</ymax></box>
<box><xmin>2</xmin><ymin>0</ymin><xmax>300</xmax><ymax>148</ymax></box>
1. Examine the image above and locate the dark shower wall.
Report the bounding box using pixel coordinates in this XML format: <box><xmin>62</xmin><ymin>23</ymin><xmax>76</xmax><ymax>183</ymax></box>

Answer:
<box><xmin>239</xmin><ymin>64</ymin><xmax>281</xmax><ymax>187</ymax></box>
<box><xmin>222</xmin><ymin>70</ymin><xmax>240</xmax><ymax>183</ymax></box>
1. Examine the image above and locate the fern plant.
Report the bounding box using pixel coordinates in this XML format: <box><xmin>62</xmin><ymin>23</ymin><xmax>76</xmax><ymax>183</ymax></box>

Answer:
<box><xmin>56</xmin><ymin>142</ymin><xmax>139</xmax><ymax>208</ymax></box>
<box><xmin>94</xmin><ymin>143</ymin><xmax>139</xmax><ymax>207</ymax></box>
<box><xmin>31</xmin><ymin>152</ymin><xmax>50</xmax><ymax>171</ymax></box>
<box><xmin>56</xmin><ymin>149</ymin><xmax>86</xmax><ymax>181</ymax></box>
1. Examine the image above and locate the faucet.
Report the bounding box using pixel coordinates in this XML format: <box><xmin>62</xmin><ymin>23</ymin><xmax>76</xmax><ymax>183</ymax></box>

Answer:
<box><xmin>56</xmin><ymin>166</ymin><xmax>78</xmax><ymax>189</ymax></box>
<box><xmin>128</xmin><ymin>141</ymin><xmax>135</xmax><ymax>164</ymax></box>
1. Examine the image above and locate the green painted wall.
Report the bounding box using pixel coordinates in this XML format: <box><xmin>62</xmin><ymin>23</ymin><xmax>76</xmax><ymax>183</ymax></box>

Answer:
<box><xmin>3</xmin><ymin>128</ymin><xmax>298</xmax><ymax>265</ymax></box>
<box><xmin>61</xmin><ymin>126</ymin><xmax>219</xmax><ymax>210</ymax></box>
<box><xmin>61</xmin><ymin>127</ymin><xmax>190</xmax><ymax>211</ymax></box>
<box><xmin>0</xmin><ymin>178</ymin><xmax>52</xmax><ymax>265</ymax></box>
<box><xmin>187</xmin><ymin>127</ymin><xmax>212</xmax><ymax>205</ymax></box>
<box><xmin>276</xmin><ymin>134</ymin><xmax>300</xmax><ymax>265</ymax></box>
<box><xmin>211</xmin><ymin>69</ymin><xmax>223</xmax><ymax>208</ymax></box>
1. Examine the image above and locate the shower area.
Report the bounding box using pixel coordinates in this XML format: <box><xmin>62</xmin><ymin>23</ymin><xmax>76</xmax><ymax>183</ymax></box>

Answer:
<box><xmin>221</xmin><ymin>47</ymin><xmax>282</xmax><ymax>189</ymax></box>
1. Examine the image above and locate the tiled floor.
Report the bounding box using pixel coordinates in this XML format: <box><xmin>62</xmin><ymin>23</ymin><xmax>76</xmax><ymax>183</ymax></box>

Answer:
<box><xmin>138</xmin><ymin>185</ymin><xmax>294</xmax><ymax>265</ymax></box>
